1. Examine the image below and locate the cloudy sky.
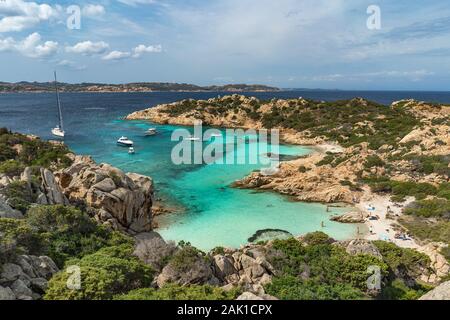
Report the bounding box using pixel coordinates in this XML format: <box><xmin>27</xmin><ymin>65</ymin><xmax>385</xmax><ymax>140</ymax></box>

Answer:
<box><xmin>0</xmin><ymin>0</ymin><xmax>449</xmax><ymax>90</ymax></box>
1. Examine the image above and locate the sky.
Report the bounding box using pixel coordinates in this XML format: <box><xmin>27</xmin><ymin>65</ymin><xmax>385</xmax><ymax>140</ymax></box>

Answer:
<box><xmin>0</xmin><ymin>0</ymin><xmax>449</xmax><ymax>90</ymax></box>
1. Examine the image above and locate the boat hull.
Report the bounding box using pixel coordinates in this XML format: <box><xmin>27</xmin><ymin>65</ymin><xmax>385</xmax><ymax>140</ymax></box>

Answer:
<box><xmin>51</xmin><ymin>128</ymin><xmax>65</xmax><ymax>138</ymax></box>
<box><xmin>117</xmin><ymin>141</ymin><xmax>133</xmax><ymax>147</ymax></box>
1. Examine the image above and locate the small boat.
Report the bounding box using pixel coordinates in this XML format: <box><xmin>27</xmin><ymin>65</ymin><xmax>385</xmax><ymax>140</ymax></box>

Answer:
<box><xmin>128</xmin><ymin>147</ymin><xmax>135</xmax><ymax>154</ymax></box>
<box><xmin>51</xmin><ymin>71</ymin><xmax>65</xmax><ymax>138</ymax></box>
<box><xmin>145</xmin><ymin>128</ymin><xmax>157</xmax><ymax>136</ymax></box>
<box><xmin>117</xmin><ymin>136</ymin><xmax>134</xmax><ymax>147</ymax></box>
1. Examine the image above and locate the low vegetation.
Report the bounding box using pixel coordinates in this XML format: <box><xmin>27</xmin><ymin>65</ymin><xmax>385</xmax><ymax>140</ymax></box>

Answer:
<box><xmin>114</xmin><ymin>284</ymin><xmax>239</xmax><ymax>300</ymax></box>
<box><xmin>0</xmin><ymin>129</ymin><xmax>72</xmax><ymax>176</ymax></box>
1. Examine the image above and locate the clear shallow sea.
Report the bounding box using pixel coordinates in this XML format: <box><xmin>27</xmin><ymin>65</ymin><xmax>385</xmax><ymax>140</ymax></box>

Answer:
<box><xmin>1</xmin><ymin>90</ymin><xmax>450</xmax><ymax>250</ymax></box>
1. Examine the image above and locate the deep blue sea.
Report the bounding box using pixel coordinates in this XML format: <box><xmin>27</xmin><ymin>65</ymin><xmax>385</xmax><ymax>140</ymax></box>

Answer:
<box><xmin>1</xmin><ymin>90</ymin><xmax>449</xmax><ymax>249</ymax></box>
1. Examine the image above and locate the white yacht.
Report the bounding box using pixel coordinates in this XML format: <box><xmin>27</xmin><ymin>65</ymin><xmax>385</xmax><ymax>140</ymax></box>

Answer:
<box><xmin>117</xmin><ymin>136</ymin><xmax>134</xmax><ymax>147</ymax></box>
<box><xmin>128</xmin><ymin>147</ymin><xmax>135</xmax><ymax>154</ymax></box>
<box><xmin>51</xmin><ymin>71</ymin><xmax>65</xmax><ymax>138</ymax></box>
<box><xmin>145</xmin><ymin>128</ymin><xmax>157</xmax><ymax>136</ymax></box>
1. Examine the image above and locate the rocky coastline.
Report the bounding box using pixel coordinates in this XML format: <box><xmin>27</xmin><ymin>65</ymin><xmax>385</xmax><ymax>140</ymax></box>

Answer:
<box><xmin>1</xmin><ymin>91</ymin><xmax>450</xmax><ymax>300</ymax></box>
<box><xmin>125</xmin><ymin>94</ymin><xmax>450</xmax><ymax>284</ymax></box>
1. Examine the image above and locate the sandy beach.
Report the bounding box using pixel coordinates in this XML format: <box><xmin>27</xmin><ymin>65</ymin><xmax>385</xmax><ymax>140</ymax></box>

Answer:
<box><xmin>356</xmin><ymin>189</ymin><xmax>419</xmax><ymax>249</ymax></box>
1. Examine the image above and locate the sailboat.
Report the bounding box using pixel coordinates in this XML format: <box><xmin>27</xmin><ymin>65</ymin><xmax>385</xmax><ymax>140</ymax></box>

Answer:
<box><xmin>51</xmin><ymin>71</ymin><xmax>65</xmax><ymax>138</ymax></box>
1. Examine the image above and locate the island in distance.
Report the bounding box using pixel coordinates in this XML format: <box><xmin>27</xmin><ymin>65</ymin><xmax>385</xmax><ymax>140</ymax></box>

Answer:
<box><xmin>0</xmin><ymin>82</ymin><xmax>280</xmax><ymax>93</ymax></box>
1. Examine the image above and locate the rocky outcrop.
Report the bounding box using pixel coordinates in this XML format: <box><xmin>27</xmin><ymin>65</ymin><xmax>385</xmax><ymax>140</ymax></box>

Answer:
<box><xmin>37</xmin><ymin>168</ymin><xmax>69</xmax><ymax>205</ymax></box>
<box><xmin>419</xmin><ymin>281</ymin><xmax>450</xmax><ymax>300</ymax></box>
<box><xmin>234</xmin><ymin>151</ymin><xmax>363</xmax><ymax>204</ymax></box>
<box><xmin>156</xmin><ymin>256</ymin><xmax>219</xmax><ymax>288</ymax></box>
<box><xmin>331</xmin><ymin>211</ymin><xmax>366</xmax><ymax>223</ymax></box>
<box><xmin>417</xmin><ymin>243</ymin><xmax>450</xmax><ymax>284</ymax></box>
<box><xmin>55</xmin><ymin>156</ymin><xmax>154</xmax><ymax>234</ymax></box>
<box><xmin>338</xmin><ymin>239</ymin><xmax>383</xmax><ymax>259</ymax></box>
<box><xmin>0</xmin><ymin>255</ymin><xmax>59</xmax><ymax>300</ymax></box>
<box><xmin>0</xmin><ymin>195</ymin><xmax>23</xmax><ymax>219</ymax></box>
<box><xmin>134</xmin><ymin>232</ymin><xmax>177</xmax><ymax>272</ymax></box>
<box><xmin>236</xmin><ymin>292</ymin><xmax>278</xmax><ymax>300</ymax></box>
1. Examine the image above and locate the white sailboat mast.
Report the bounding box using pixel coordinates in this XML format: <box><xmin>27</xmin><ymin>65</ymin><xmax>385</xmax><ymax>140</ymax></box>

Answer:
<box><xmin>54</xmin><ymin>71</ymin><xmax>64</xmax><ymax>131</ymax></box>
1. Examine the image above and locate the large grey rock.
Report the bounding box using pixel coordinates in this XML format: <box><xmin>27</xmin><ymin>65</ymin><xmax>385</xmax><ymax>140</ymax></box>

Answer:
<box><xmin>0</xmin><ymin>196</ymin><xmax>23</xmax><ymax>219</ymax></box>
<box><xmin>56</xmin><ymin>156</ymin><xmax>154</xmax><ymax>233</ymax></box>
<box><xmin>331</xmin><ymin>211</ymin><xmax>366</xmax><ymax>223</ymax></box>
<box><xmin>340</xmin><ymin>239</ymin><xmax>383</xmax><ymax>259</ymax></box>
<box><xmin>20</xmin><ymin>167</ymin><xmax>33</xmax><ymax>188</ymax></box>
<box><xmin>40</xmin><ymin>168</ymin><xmax>69</xmax><ymax>205</ymax></box>
<box><xmin>236</xmin><ymin>292</ymin><xmax>264</xmax><ymax>300</ymax></box>
<box><xmin>11</xmin><ymin>279</ymin><xmax>33</xmax><ymax>298</ymax></box>
<box><xmin>0</xmin><ymin>255</ymin><xmax>58</xmax><ymax>301</ymax></box>
<box><xmin>134</xmin><ymin>232</ymin><xmax>177</xmax><ymax>272</ymax></box>
<box><xmin>1</xmin><ymin>263</ymin><xmax>24</xmax><ymax>281</ymax></box>
<box><xmin>157</xmin><ymin>255</ymin><xmax>218</xmax><ymax>288</ymax></box>
<box><xmin>419</xmin><ymin>281</ymin><xmax>450</xmax><ymax>300</ymax></box>
<box><xmin>213</xmin><ymin>255</ymin><xmax>237</xmax><ymax>280</ymax></box>
<box><xmin>0</xmin><ymin>175</ymin><xmax>11</xmax><ymax>187</ymax></box>
<box><xmin>0</xmin><ymin>286</ymin><xmax>16</xmax><ymax>300</ymax></box>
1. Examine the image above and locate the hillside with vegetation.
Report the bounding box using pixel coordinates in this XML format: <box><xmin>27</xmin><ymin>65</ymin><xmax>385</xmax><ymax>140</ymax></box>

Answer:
<box><xmin>0</xmin><ymin>82</ymin><xmax>279</xmax><ymax>93</ymax></box>
<box><xmin>126</xmin><ymin>95</ymin><xmax>450</xmax><ymax>275</ymax></box>
<box><xmin>0</xmin><ymin>128</ymin><xmax>448</xmax><ymax>300</ymax></box>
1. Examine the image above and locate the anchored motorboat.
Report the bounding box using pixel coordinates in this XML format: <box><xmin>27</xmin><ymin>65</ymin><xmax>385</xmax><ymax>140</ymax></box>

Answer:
<box><xmin>145</xmin><ymin>128</ymin><xmax>157</xmax><ymax>136</ymax></box>
<box><xmin>128</xmin><ymin>147</ymin><xmax>135</xmax><ymax>154</ymax></box>
<box><xmin>117</xmin><ymin>136</ymin><xmax>134</xmax><ymax>147</ymax></box>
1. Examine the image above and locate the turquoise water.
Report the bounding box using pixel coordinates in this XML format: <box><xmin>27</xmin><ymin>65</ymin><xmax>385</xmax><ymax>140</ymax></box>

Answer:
<box><xmin>0</xmin><ymin>92</ymin><xmax>364</xmax><ymax>250</ymax></box>
<box><xmin>69</xmin><ymin>119</ymin><xmax>357</xmax><ymax>250</ymax></box>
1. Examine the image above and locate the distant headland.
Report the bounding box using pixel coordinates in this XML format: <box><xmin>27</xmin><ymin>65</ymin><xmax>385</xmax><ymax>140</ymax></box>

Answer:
<box><xmin>0</xmin><ymin>81</ymin><xmax>280</xmax><ymax>93</ymax></box>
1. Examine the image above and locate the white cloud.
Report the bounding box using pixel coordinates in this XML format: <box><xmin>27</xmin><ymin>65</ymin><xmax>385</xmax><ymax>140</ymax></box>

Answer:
<box><xmin>102</xmin><ymin>50</ymin><xmax>131</xmax><ymax>61</ymax></box>
<box><xmin>0</xmin><ymin>32</ymin><xmax>58</xmax><ymax>58</ymax></box>
<box><xmin>308</xmin><ymin>70</ymin><xmax>434</xmax><ymax>82</ymax></box>
<box><xmin>82</xmin><ymin>4</ymin><xmax>105</xmax><ymax>18</ymax></box>
<box><xmin>57</xmin><ymin>59</ymin><xmax>86</xmax><ymax>70</ymax></box>
<box><xmin>132</xmin><ymin>44</ymin><xmax>162</xmax><ymax>57</ymax></box>
<box><xmin>117</xmin><ymin>0</ymin><xmax>157</xmax><ymax>6</ymax></box>
<box><xmin>66</xmin><ymin>41</ymin><xmax>109</xmax><ymax>55</ymax></box>
<box><xmin>0</xmin><ymin>0</ymin><xmax>58</xmax><ymax>32</ymax></box>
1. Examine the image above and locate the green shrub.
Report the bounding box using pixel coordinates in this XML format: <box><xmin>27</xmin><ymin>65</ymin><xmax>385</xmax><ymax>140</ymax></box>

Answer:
<box><xmin>404</xmin><ymin>199</ymin><xmax>450</xmax><ymax>219</ymax></box>
<box><xmin>381</xmin><ymin>279</ymin><xmax>429</xmax><ymax>300</ymax></box>
<box><xmin>302</xmin><ymin>231</ymin><xmax>332</xmax><ymax>245</ymax></box>
<box><xmin>265</xmin><ymin>275</ymin><xmax>366</xmax><ymax>300</ymax></box>
<box><xmin>0</xmin><ymin>146</ymin><xmax>18</xmax><ymax>163</ymax></box>
<box><xmin>364</xmin><ymin>155</ymin><xmax>385</xmax><ymax>169</ymax></box>
<box><xmin>114</xmin><ymin>284</ymin><xmax>239</xmax><ymax>300</ymax></box>
<box><xmin>0</xmin><ymin>218</ymin><xmax>45</xmax><ymax>263</ymax></box>
<box><xmin>267</xmin><ymin>237</ymin><xmax>388</xmax><ymax>297</ymax></box>
<box><xmin>44</xmin><ymin>244</ymin><xmax>154</xmax><ymax>300</ymax></box>
<box><xmin>169</xmin><ymin>245</ymin><xmax>205</xmax><ymax>273</ymax></box>
<box><xmin>373</xmin><ymin>241</ymin><xmax>430</xmax><ymax>280</ymax></box>
<box><xmin>26</xmin><ymin>205</ymin><xmax>132</xmax><ymax>267</ymax></box>
<box><xmin>0</xmin><ymin>160</ymin><xmax>24</xmax><ymax>177</ymax></box>
<box><xmin>1</xmin><ymin>180</ymin><xmax>35</xmax><ymax>213</ymax></box>
<box><xmin>399</xmin><ymin>216</ymin><xmax>450</xmax><ymax>244</ymax></box>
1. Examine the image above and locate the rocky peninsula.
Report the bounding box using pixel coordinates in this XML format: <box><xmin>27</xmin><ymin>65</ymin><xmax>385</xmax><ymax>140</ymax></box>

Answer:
<box><xmin>126</xmin><ymin>94</ymin><xmax>450</xmax><ymax>284</ymax></box>
<box><xmin>1</xmin><ymin>108</ymin><xmax>449</xmax><ymax>300</ymax></box>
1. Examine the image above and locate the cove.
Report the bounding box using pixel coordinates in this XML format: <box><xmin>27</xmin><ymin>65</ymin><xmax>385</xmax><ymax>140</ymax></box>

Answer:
<box><xmin>68</xmin><ymin>119</ymin><xmax>358</xmax><ymax>251</ymax></box>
